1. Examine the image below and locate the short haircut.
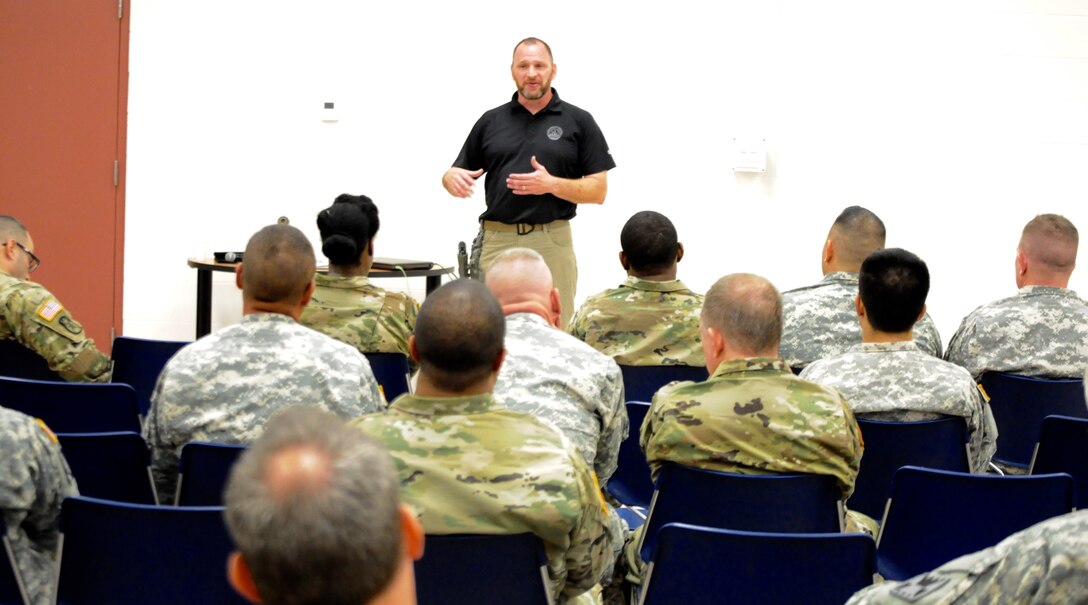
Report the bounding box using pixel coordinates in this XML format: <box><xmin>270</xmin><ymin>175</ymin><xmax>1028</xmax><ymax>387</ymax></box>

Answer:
<box><xmin>224</xmin><ymin>406</ymin><xmax>402</xmax><ymax>605</ymax></box>
<box><xmin>858</xmin><ymin>248</ymin><xmax>930</xmax><ymax>333</ymax></box>
<box><xmin>701</xmin><ymin>274</ymin><xmax>782</xmax><ymax>355</ymax></box>
<box><xmin>512</xmin><ymin>37</ymin><xmax>554</xmax><ymax>63</ymax></box>
<box><xmin>242</xmin><ymin>225</ymin><xmax>316</xmax><ymax>303</ymax></box>
<box><xmin>620</xmin><ymin>211</ymin><xmax>679</xmax><ymax>273</ymax></box>
<box><xmin>830</xmin><ymin>206</ymin><xmax>887</xmax><ymax>267</ymax></box>
<box><xmin>1020</xmin><ymin>214</ymin><xmax>1078</xmax><ymax>272</ymax></box>
<box><xmin>413</xmin><ymin>279</ymin><xmax>505</xmax><ymax>391</ymax></box>
<box><xmin>0</xmin><ymin>215</ymin><xmax>28</xmax><ymax>242</ymax></box>
<box><xmin>316</xmin><ymin>194</ymin><xmax>381</xmax><ymax>267</ymax></box>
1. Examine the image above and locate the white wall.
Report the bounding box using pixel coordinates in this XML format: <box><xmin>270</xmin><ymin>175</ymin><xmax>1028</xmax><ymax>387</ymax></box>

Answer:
<box><xmin>125</xmin><ymin>0</ymin><xmax>1088</xmax><ymax>346</ymax></box>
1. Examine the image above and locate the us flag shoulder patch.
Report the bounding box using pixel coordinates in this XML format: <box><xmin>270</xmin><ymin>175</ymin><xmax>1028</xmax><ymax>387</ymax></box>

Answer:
<box><xmin>36</xmin><ymin>299</ymin><xmax>64</xmax><ymax>322</ymax></box>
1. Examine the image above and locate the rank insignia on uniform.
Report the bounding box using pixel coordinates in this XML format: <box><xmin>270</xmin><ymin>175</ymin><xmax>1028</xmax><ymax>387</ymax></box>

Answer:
<box><xmin>36</xmin><ymin>299</ymin><xmax>64</xmax><ymax>321</ymax></box>
<box><xmin>59</xmin><ymin>316</ymin><xmax>82</xmax><ymax>335</ymax></box>
<box><xmin>889</xmin><ymin>573</ymin><xmax>950</xmax><ymax>602</ymax></box>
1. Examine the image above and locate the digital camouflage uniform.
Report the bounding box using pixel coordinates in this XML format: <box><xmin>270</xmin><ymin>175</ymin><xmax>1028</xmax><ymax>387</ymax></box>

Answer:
<box><xmin>801</xmin><ymin>341</ymin><xmax>998</xmax><ymax>473</ymax></box>
<box><xmin>0</xmin><ymin>270</ymin><xmax>110</xmax><ymax>382</ymax></box>
<box><xmin>144</xmin><ymin>313</ymin><xmax>384</xmax><ymax>503</ymax></box>
<box><xmin>847</xmin><ymin>510</ymin><xmax>1088</xmax><ymax>605</ymax></box>
<box><xmin>945</xmin><ymin>286</ymin><xmax>1088</xmax><ymax>380</ymax></box>
<box><xmin>0</xmin><ymin>408</ymin><xmax>78</xmax><ymax>605</ymax></box>
<box><xmin>625</xmin><ymin>357</ymin><xmax>867</xmax><ymax>583</ymax></box>
<box><xmin>351</xmin><ymin>393</ymin><xmax>615</xmax><ymax>605</ymax></box>
<box><xmin>781</xmin><ymin>272</ymin><xmax>943</xmax><ymax>370</ymax></box>
<box><xmin>494</xmin><ymin>312</ymin><xmax>628</xmax><ymax>485</ymax></box>
<box><xmin>568</xmin><ymin>276</ymin><xmax>705</xmax><ymax>367</ymax></box>
<box><xmin>299</xmin><ymin>273</ymin><xmax>419</xmax><ymax>371</ymax></box>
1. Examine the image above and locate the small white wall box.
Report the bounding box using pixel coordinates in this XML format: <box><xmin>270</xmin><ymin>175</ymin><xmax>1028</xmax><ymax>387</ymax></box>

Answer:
<box><xmin>732</xmin><ymin>137</ymin><xmax>766</xmax><ymax>173</ymax></box>
<box><xmin>321</xmin><ymin>101</ymin><xmax>339</xmax><ymax>122</ymax></box>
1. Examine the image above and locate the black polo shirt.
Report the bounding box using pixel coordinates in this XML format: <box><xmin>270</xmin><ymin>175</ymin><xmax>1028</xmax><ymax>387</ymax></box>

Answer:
<box><xmin>453</xmin><ymin>89</ymin><xmax>615</xmax><ymax>225</ymax></box>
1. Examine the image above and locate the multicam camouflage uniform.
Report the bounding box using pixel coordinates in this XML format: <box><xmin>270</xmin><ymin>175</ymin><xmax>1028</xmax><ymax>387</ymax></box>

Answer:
<box><xmin>0</xmin><ymin>408</ymin><xmax>78</xmax><ymax>605</ymax></box>
<box><xmin>623</xmin><ymin>357</ymin><xmax>867</xmax><ymax>582</ymax></box>
<box><xmin>0</xmin><ymin>270</ymin><xmax>110</xmax><ymax>382</ymax></box>
<box><xmin>299</xmin><ymin>274</ymin><xmax>418</xmax><ymax>371</ymax></box>
<box><xmin>945</xmin><ymin>286</ymin><xmax>1088</xmax><ymax>379</ymax></box>
<box><xmin>494</xmin><ymin>313</ymin><xmax>627</xmax><ymax>485</ymax></box>
<box><xmin>144</xmin><ymin>313</ymin><xmax>384</xmax><ymax>503</ymax></box>
<box><xmin>351</xmin><ymin>393</ymin><xmax>615</xmax><ymax>605</ymax></box>
<box><xmin>801</xmin><ymin>341</ymin><xmax>998</xmax><ymax>473</ymax></box>
<box><xmin>568</xmin><ymin>276</ymin><xmax>705</xmax><ymax>367</ymax></box>
<box><xmin>847</xmin><ymin>510</ymin><xmax>1088</xmax><ymax>604</ymax></box>
<box><xmin>781</xmin><ymin>272</ymin><xmax>943</xmax><ymax>370</ymax></box>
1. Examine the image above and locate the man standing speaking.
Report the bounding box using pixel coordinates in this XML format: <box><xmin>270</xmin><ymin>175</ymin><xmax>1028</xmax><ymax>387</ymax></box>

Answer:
<box><xmin>442</xmin><ymin>37</ymin><xmax>615</xmax><ymax>328</ymax></box>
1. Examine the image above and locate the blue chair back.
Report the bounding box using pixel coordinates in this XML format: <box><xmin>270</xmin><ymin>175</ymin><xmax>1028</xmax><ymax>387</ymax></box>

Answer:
<box><xmin>639</xmin><ymin>523</ymin><xmax>875</xmax><ymax>605</ymax></box>
<box><xmin>605</xmin><ymin>401</ymin><xmax>653</xmax><ymax>509</ymax></box>
<box><xmin>110</xmin><ymin>336</ymin><xmax>190</xmax><ymax>417</ymax></box>
<box><xmin>876</xmin><ymin>466</ymin><xmax>1075</xmax><ymax>581</ymax></box>
<box><xmin>0</xmin><ymin>517</ymin><xmax>28</xmax><ymax>605</ymax></box>
<box><xmin>55</xmin><ymin>496</ymin><xmax>247</xmax><ymax>605</ymax></box>
<box><xmin>56</xmin><ymin>432</ymin><xmax>157</xmax><ymax>504</ymax></box>
<box><xmin>414</xmin><ymin>533</ymin><xmax>550</xmax><ymax>605</ymax></box>
<box><xmin>638</xmin><ymin>463</ymin><xmax>842</xmax><ymax>562</ymax></box>
<box><xmin>1031</xmin><ymin>415</ymin><xmax>1088</xmax><ymax>508</ymax></box>
<box><xmin>0</xmin><ymin>339</ymin><xmax>62</xmax><ymax>381</ymax></box>
<box><xmin>619</xmin><ymin>364</ymin><xmax>708</xmax><ymax>404</ymax></box>
<box><xmin>0</xmin><ymin>376</ymin><xmax>140</xmax><ymax>433</ymax></box>
<box><xmin>364</xmin><ymin>352</ymin><xmax>411</xmax><ymax>402</ymax></box>
<box><xmin>980</xmin><ymin>372</ymin><xmax>1086</xmax><ymax>468</ymax></box>
<box><xmin>850</xmin><ymin>418</ymin><xmax>970</xmax><ymax>520</ymax></box>
<box><xmin>175</xmin><ymin>442</ymin><xmax>247</xmax><ymax>506</ymax></box>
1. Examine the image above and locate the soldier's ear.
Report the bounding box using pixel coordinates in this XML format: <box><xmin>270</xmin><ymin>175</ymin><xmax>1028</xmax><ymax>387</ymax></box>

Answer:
<box><xmin>916</xmin><ymin>303</ymin><xmax>927</xmax><ymax>323</ymax></box>
<box><xmin>408</xmin><ymin>336</ymin><xmax>421</xmax><ymax>364</ymax></box>
<box><xmin>823</xmin><ymin>239</ymin><xmax>835</xmax><ymax>265</ymax></box>
<box><xmin>400</xmin><ymin>505</ymin><xmax>425</xmax><ymax>560</ymax></box>
<box><xmin>854</xmin><ymin>295</ymin><xmax>865</xmax><ymax>318</ymax></box>
<box><xmin>619</xmin><ymin>251</ymin><xmax>629</xmax><ymax>271</ymax></box>
<box><xmin>235</xmin><ymin>263</ymin><xmax>245</xmax><ymax>291</ymax></box>
<box><xmin>227</xmin><ymin>552</ymin><xmax>263</xmax><ymax>604</ymax></box>
<box><xmin>676</xmin><ymin>242</ymin><xmax>684</xmax><ymax>264</ymax></box>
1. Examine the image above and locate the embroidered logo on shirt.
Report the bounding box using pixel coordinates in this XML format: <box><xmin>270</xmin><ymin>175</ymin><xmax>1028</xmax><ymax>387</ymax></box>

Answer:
<box><xmin>36</xmin><ymin>299</ymin><xmax>64</xmax><ymax>322</ymax></box>
<box><xmin>547</xmin><ymin>126</ymin><xmax>563</xmax><ymax>140</ymax></box>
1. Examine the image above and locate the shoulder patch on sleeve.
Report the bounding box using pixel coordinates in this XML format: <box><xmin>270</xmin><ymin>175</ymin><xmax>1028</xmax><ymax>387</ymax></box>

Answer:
<box><xmin>36</xmin><ymin>299</ymin><xmax>64</xmax><ymax>322</ymax></box>
<box><xmin>58</xmin><ymin>316</ymin><xmax>82</xmax><ymax>335</ymax></box>
<box><xmin>34</xmin><ymin>418</ymin><xmax>59</xmax><ymax>444</ymax></box>
<box><xmin>889</xmin><ymin>573</ymin><xmax>951</xmax><ymax>602</ymax></box>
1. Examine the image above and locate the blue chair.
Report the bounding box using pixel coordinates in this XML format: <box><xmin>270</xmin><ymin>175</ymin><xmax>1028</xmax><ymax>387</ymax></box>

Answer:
<box><xmin>110</xmin><ymin>335</ymin><xmax>190</xmax><ymax>417</ymax></box>
<box><xmin>56</xmin><ymin>432</ymin><xmax>157</xmax><ymax>504</ymax></box>
<box><xmin>618</xmin><ymin>364</ymin><xmax>708</xmax><ymax>404</ymax></box>
<box><xmin>0</xmin><ymin>517</ymin><xmax>28</xmax><ymax>605</ymax></box>
<box><xmin>876</xmin><ymin>466</ymin><xmax>1075</xmax><ymax>581</ymax></box>
<box><xmin>637</xmin><ymin>463</ymin><xmax>843</xmax><ymax>562</ymax></box>
<box><xmin>364</xmin><ymin>352</ymin><xmax>412</xmax><ymax>402</ymax></box>
<box><xmin>414</xmin><ymin>533</ymin><xmax>550</xmax><ymax>605</ymax></box>
<box><xmin>1030</xmin><ymin>415</ymin><xmax>1088</xmax><ymax>508</ymax></box>
<box><xmin>850</xmin><ymin>417</ymin><xmax>970</xmax><ymax>521</ymax></box>
<box><xmin>639</xmin><ymin>523</ymin><xmax>876</xmax><ymax>605</ymax></box>
<box><xmin>175</xmin><ymin>442</ymin><xmax>247</xmax><ymax>506</ymax></box>
<box><xmin>0</xmin><ymin>376</ymin><xmax>140</xmax><ymax>433</ymax></box>
<box><xmin>980</xmin><ymin>372</ymin><xmax>1087</xmax><ymax>469</ymax></box>
<box><xmin>55</xmin><ymin>496</ymin><xmax>247</xmax><ymax>605</ymax></box>
<box><xmin>0</xmin><ymin>338</ymin><xmax>62</xmax><ymax>381</ymax></box>
<box><xmin>605</xmin><ymin>401</ymin><xmax>653</xmax><ymax>509</ymax></box>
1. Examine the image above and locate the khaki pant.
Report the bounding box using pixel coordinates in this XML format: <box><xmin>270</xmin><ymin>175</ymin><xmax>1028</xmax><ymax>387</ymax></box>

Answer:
<box><xmin>479</xmin><ymin>220</ymin><xmax>578</xmax><ymax>329</ymax></box>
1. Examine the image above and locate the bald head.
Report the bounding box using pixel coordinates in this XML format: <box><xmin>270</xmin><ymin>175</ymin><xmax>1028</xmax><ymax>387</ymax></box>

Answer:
<box><xmin>241</xmin><ymin>225</ymin><xmax>316</xmax><ymax>304</ymax></box>
<box><xmin>485</xmin><ymin>248</ymin><xmax>557</xmax><ymax>312</ymax></box>
<box><xmin>1018</xmin><ymin>214</ymin><xmax>1078</xmax><ymax>285</ymax></box>
<box><xmin>702</xmin><ymin>273</ymin><xmax>783</xmax><ymax>356</ymax></box>
<box><xmin>0</xmin><ymin>216</ymin><xmax>28</xmax><ymax>243</ymax></box>
<box><xmin>826</xmin><ymin>206</ymin><xmax>887</xmax><ymax>272</ymax></box>
<box><xmin>414</xmin><ymin>279</ymin><xmax>505</xmax><ymax>392</ymax></box>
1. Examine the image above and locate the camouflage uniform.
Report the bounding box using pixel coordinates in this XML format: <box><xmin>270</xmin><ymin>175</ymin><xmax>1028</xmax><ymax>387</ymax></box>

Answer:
<box><xmin>351</xmin><ymin>393</ymin><xmax>615</xmax><ymax>605</ymax></box>
<box><xmin>781</xmin><ymin>272</ymin><xmax>943</xmax><ymax>370</ymax></box>
<box><xmin>624</xmin><ymin>357</ymin><xmax>867</xmax><ymax>582</ymax></box>
<box><xmin>0</xmin><ymin>269</ymin><xmax>110</xmax><ymax>382</ymax></box>
<box><xmin>299</xmin><ymin>274</ymin><xmax>418</xmax><ymax>371</ymax></box>
<box><xmin>0</xmin><ymin>408</ymin><xmax>78</xmax><ymax>605</ymax></box>
<box><xmin>494</xmin><ymin>312</ymin><xmax>627</xmax><ymax>485</ymax></box>
<box><xmin>800</xmin><ymin>341</ymin><xmax>998</xmax><ymax>473</ymax></box>
<box><xmin>847</xmin><ymin>510</ymin><xmax>1088</xmax><ymax>605</ymax></box>
<box><xmin>945</xmin><ymin>286</ymin><xmax>1088</xmax><ymax>380</ymax></box>
<box><xmin>568</xmin><ymin>276</ymin><xmax>705</xmax><ymax>367</ymax></box>
<box><xmin>144</xmin><ymin>313</ymin><xmax>384</xmax><ymax>503</ymax></box>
